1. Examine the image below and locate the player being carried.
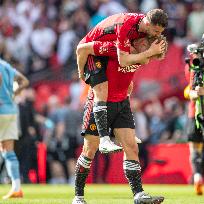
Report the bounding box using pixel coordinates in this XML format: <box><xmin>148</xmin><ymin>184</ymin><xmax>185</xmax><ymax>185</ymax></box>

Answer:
<box><xmin>76</xmin><ymin>9</ymin><xmax>168</xmax><ymax>153</ymax></box>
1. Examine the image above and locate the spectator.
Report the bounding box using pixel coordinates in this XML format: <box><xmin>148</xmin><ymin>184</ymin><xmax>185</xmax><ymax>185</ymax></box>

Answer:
<box><xmin>124</xmin><ymin>0</ymin><xmax>139</xmax><ymax>13</ymax></box>
<box><xmin>160</xmin><ymin>97</ymin><xmax>187</xmax><ymax>143</ymax></box>
<box><xmin>30</xmin><ymin>20</ymin><xmax>56</xmax><ymax>59</ymax></box>
<box><xmin>69</xmin><ymin>72</ymin><xmax>83</xmax><ymax>110</ymax></box>
<box><xmin>187</xmin><ymin>0</ymin><xmax>204</xmax><ymax>41</ymax></box>
<box><xmin>63</xmin><ymin>97</ymin><xmax>82</xmax><ymax>184</ymax></box>
<box><xmin>46</xmin><ymin>96</ymin><xmax>81</xmax><ymax>184</ymax></box>
<box><xmin>140</xmin><ymin>0</ymin><xmax>158</xmax><ymax>13</ymax></box>
<box><xmin>57</xmin><ymin>17</ymin><xmax>77</xmax><ymax>66</ymax></box>
<box><xmin>145</xmin><ymin>98</ymin><xmax>166</xmax><ymax>144</ymax></box>
<box><xmin>16</xmin><ymin>88</ymin><xmax>42</xmax><ymax>183</ymax></box>
<box><xmin>97</xmin><ymin>0</ymin><xmax>127</xmax><ymax>17</ymax></box>
<box><xmin>4</xmin><ymin>25</ymin><xmax>29</xmax><ymax>65</ymax></box>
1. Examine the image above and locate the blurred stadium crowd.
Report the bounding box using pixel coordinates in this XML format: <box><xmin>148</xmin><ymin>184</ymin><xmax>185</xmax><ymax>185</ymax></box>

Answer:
<box><xmin>0</xmin><ymin>0</ymin><xmax>204</xmax><ymax>184</ymax></box>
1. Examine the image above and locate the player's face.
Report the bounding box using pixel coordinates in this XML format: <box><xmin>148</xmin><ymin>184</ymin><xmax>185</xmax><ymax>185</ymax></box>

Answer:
<box><xmin>147</xmin><ymin>24</ymin><xmax>164</xmax><ymax>38</ymax></box>
<box><xmin>132</xmin><ymin>38</ymin><xmax>149</xmax><ymax>53</ymax></box>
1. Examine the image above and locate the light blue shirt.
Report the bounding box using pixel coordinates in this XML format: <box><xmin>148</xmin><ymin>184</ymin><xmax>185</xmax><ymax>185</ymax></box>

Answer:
<box><xmin>0</xmin><ymin>59</ymin><xmax>17</xmax><ymax>114</ymax></box>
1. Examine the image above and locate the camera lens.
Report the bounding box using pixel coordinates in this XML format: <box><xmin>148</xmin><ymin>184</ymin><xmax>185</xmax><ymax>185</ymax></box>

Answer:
<box><xmin>192</xmin><ymin>58</ymin><xmax>200</xmax><ymax>66</ymax></box>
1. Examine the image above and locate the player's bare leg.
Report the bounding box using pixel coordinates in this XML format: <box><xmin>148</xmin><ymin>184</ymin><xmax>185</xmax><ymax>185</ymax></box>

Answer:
<box><xmin>189</xmin><ymin>142</ymin><xmax>203</xmax><ymax>195</ymax></box>
<box><xmin>72</xmin><ymin>135</ymin><xmax>99</xmax><ymax>204</ymax></box>
<box><xmin>0</xmin><ymin>140</ymin><xmax>23</xmax><ymax>199</ymax></box>
<box><xmin>115</xmin><ymin>128</ymin><xmax>164</xmax><ymax>204</ymax></box>
<box><xmin>93</xmin><ymin>81</ymin><xmax>122</xmax><ymax>153</ymax></box>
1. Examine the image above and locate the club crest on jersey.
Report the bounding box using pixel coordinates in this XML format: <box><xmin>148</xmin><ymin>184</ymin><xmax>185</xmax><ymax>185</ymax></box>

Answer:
<box><xmin>90</xmin><ymin>124</ymin><xmax>97</xmax><ymax>131</ymax></box>
<box><xmin>118</xmin><ymin>64</ymin><xmax>141</xmax><ymax>73</ymax></box>
<box><xmin>95</xmin><ymin>61</ymin><xmax>102</xmax><ymax>69</ymax></box>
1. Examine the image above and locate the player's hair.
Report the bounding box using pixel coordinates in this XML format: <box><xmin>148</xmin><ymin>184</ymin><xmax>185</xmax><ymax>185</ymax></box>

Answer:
<box><xmin>146</xmin><ymin>9</ymin><xmax>168</xmax><ymax>28</ymax></box>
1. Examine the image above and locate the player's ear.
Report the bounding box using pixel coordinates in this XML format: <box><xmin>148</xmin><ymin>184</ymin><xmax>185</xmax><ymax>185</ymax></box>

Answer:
<box><xmin>143</xmin><ymin>17</ymin><xmax>150</xmax><ymax>26</ymax></box>
<box><xmin>145</xmin><ymin>21</ymin><xmax>150</xmax><ymax>26</ymax></box>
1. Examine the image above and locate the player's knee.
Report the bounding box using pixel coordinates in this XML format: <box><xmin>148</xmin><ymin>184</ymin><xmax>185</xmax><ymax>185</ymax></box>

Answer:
<box><xmin>82</xmin><ymin>144</ymin><xmax>98</xmax><ymax>159</ymax></box>
<box><xmin>123</xmin><ymin>143</ymin><xmax>139</xmax><ymax>157</ymax></box>
<box><xmin>0</xmin><ymin>141</ymin><xmax>14</xmax><ymax>152</ymax></box>
<box><xmin>83</xmin><ymin>149</ymin><xmax>97</xmax><ymax>159</ymax></box>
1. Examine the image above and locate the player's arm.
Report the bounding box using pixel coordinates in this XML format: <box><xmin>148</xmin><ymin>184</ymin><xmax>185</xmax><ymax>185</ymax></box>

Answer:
<box><xmin>14</xmin><ymin>71</ymin><xmax>29</xmax><ymax>96</ymax></box>
<box><xmin>76</xmin><ymin>42</ymin><xmax>95</xmax><ymax>80</ymax></box>
<box><xmin>189</xmin><ymin>86</ymin><xmax>204</xmax><ymax>101</ymax></box>
<box><xmin>189</xmin><ymin>76</ymin><xmax>198</xmax><ymax>101</ymax></box>
<box><xmin>118</xmin><ymin>40</ymin><xmax>166</xmax><ymax>67</ymax></box>
<box><xmin>76</xmin><ymin>41</ymin><xmax>117</xmax><ymax>80</ymax></box>
<box><xmin>116</xmin><ymin>21</ymin><xmax>166</xmax><ymax>67</ymax></box>
<box><xmin>127</xmin><ymin>81</ymin><xmax>133</xmax><ymax>97</ymax></box>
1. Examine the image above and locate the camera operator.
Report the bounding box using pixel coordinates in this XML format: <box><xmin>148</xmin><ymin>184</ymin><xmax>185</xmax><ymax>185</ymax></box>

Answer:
<box><xmin>185</xmin><ymin>40</ymin><xmax>204</xmax><ymax>195</ymax></box>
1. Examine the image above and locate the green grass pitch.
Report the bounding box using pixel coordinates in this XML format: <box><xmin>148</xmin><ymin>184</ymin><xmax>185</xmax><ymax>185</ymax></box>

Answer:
<box><xmin>0</xmin><ymin>184</ymin><xmax>203</xmax><ymax>204</ymax></box>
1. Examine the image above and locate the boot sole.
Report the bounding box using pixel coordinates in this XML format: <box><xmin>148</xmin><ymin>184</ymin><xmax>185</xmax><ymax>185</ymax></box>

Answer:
<box><xmin>135</xmin><ymin>197</ymin><xmax>164</xmax><ymax>204</ymax></box>
<box><xmin>99</xmin><ymin>148</ymin><xmax>123</xmax><ymax>154</ymax></box>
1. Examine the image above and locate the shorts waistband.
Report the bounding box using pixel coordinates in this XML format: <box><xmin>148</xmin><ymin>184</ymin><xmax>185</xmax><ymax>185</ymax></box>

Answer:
<box><xmin>107</xmin><ymin>97</ymin><xmax>129</xmax><ymax>105</ymax></box>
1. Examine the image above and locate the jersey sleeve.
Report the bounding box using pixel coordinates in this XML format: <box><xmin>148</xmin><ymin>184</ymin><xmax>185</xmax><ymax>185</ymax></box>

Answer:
<box><xmin>1</xmin><ymin>59</ymin><xmax>17</xmax><ymax>81</ymax></box>
<box><xmin>93</xmin><ymin>41</ymin><xmax>117</xmax><ymax>57</ymax></box>
<box><xmin>7</xmin><ymin>64</ymin><xmax>17</xmax><ymax>79</ymax></box>
<box><xmin>116</xmin><ymin>14</ymin><xmax>145</xmax><ymax>53</ymax></box>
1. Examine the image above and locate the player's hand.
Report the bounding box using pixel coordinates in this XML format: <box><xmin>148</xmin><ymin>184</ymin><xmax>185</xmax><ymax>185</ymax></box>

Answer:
<box><xmin>13</xmin><ymin>90</ymin><xmax>23</xmax><ymax>102</ymax></box>
<box><xmin>195</xmin><ymin>86</ymin><xmax>204</xmax><ymax>96</ymax></box>
<box><xmin>149</xmin><ymin>40</ymin><xmax>166</xmax><ymax>56</ymax></box>
<box><xmin>14</xmin><ymin>88</ymin><xmax>22</xmax><ymax>97</ymax></box>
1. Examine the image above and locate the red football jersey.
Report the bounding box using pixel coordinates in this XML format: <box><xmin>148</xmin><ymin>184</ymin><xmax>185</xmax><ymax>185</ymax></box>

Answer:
<box><xmin>80</xmin><ymin>13</ymin><xmax>146</xmax><ymax>53</ymax></box>
<box><xmin>107</xmin><ymin>59</ymin><xmax>140</xmax><ymax>102</ymax></box>
<box><xmin>93</xmin><ymin>41</ymin><xmax>140</xmax><ymax>102</ymax></box>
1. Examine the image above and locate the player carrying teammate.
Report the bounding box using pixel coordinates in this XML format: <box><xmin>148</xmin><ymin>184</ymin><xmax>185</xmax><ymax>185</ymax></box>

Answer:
<box><xmin>77</xmin><ymin>9</ymin><xmax>168</xmax><ymax>153</ymax></box>
<box><xmin>72</xmin><ymin>36</ymin><xmax>167</xmax><ymax>204</ymax></box>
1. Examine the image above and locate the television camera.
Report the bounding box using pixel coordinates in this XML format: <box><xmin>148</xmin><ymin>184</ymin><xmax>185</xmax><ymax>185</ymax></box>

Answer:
<box><xmin>185</xmin><ymin>35</ymin><xmax>204</xmax><ymax>132</ymax></box>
